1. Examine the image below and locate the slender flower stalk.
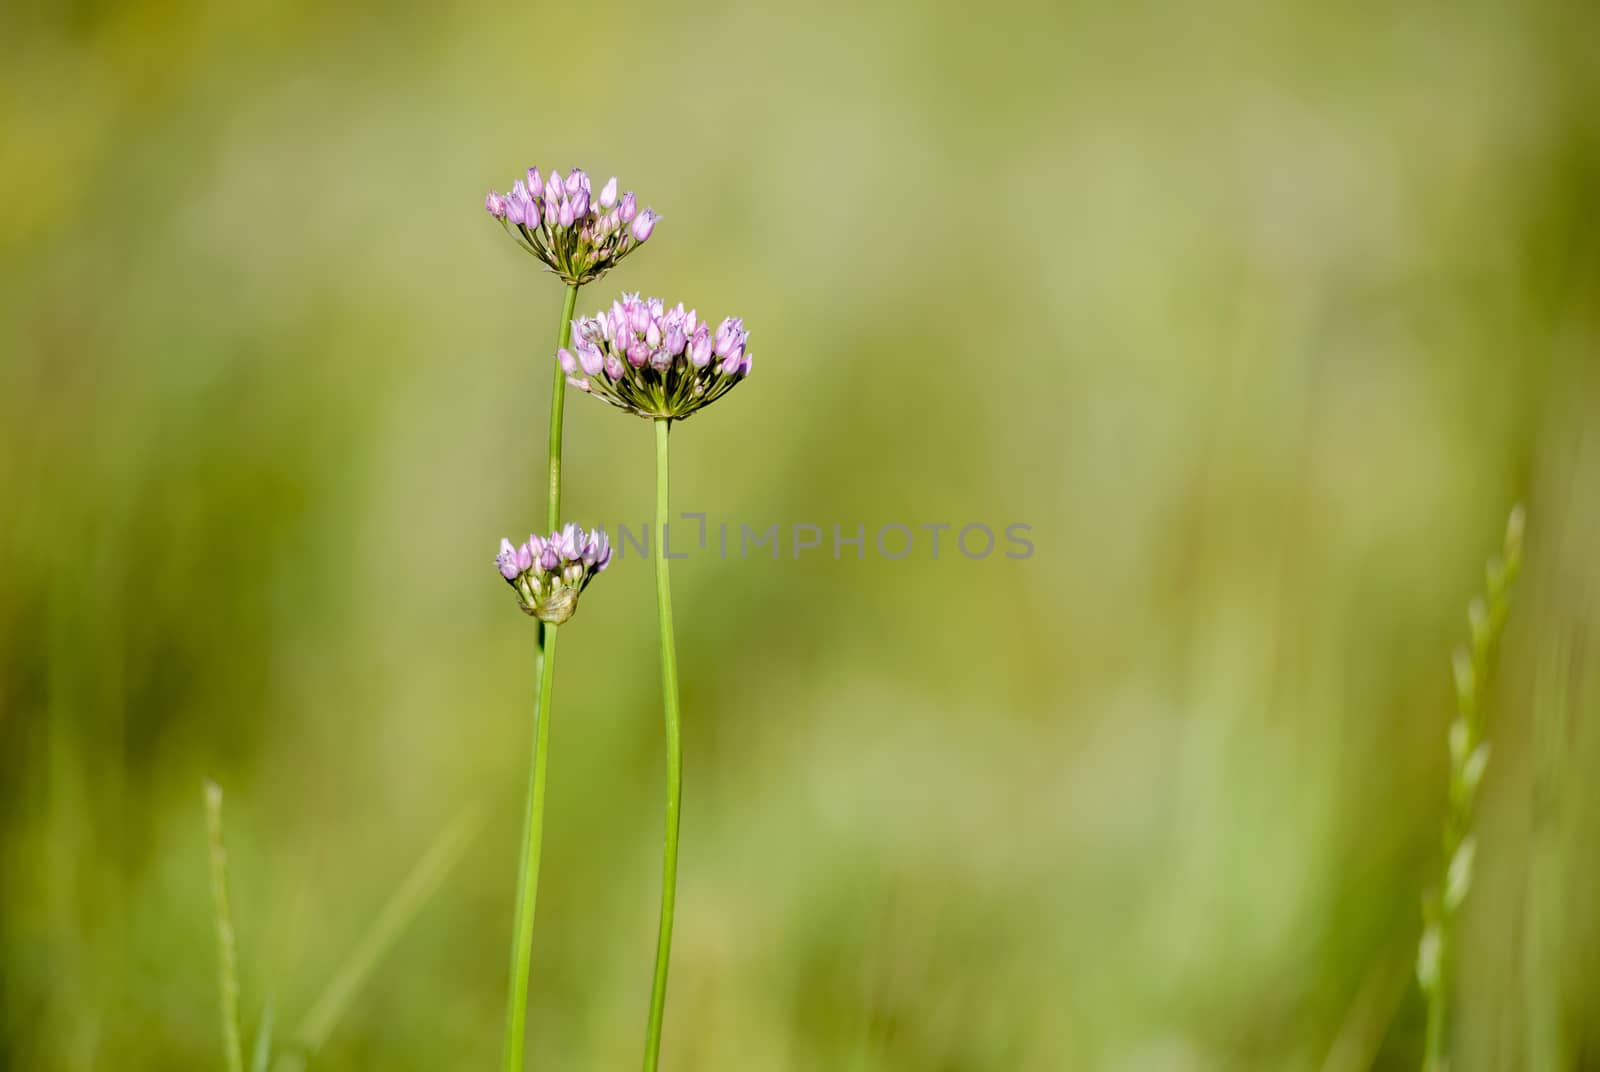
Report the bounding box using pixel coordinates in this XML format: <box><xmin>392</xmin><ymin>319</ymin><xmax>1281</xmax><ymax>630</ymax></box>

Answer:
<box><xmin>642</xmin><ymin>418</ymin><xmax>683</xmax><ymax>1072</ymax></box>
<box><xmin>1418</xmin><ymin>505</ymin><xmax>1524</xmax><ymax>1071</ymax></box>
<box><xmin>547</xmin><ymin>283</ymin><xmax>580</xmax><ymax>531</ymax></box>
<box><xmin>525</xmin><ymin>288</ymin><xmax>578</xmax><ymax>1053</ymax></box>
<box><xmin>562</xmin><ymin>292</ymin><xmax>752</xmax><ymax>1069</ymax></box>
<box><xmin>504</xmin><ymin>622</ymin><xmax>559</xmax><ymax>1072</ymax></box>
<box><xmin>493</xmin><ymin>525</ymin><xmax>611</xmax><ymax>1070</ymax></box>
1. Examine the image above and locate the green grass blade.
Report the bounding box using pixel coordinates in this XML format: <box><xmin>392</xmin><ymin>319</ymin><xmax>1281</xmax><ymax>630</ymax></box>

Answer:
<box><xmin>250</xmin><ymin>1001</ymin><xmax>275</xmax><ymax>1072</ymax></box>
<box><xmin>205</xmin><ymin>780</ymin><xmax>246</xmax><ymax>1072</ymax></box>
<box><xmin>289</xmin><ymin>799</ymin><xmax>487</xmax><ymax>1060</ymax></box>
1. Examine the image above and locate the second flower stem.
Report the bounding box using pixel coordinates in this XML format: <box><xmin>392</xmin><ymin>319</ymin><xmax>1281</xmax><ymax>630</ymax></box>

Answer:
<box><xmin>642</xmin><ymin>418</ymin><xmax>682</xmax><ymax>1072</ymax></box>
<box><xmin>503</xmin><ymin>281</ymin><xmax>582</xmax><ymax>1069</ymax></box>
<box><xmin>503</xmin><ymin>622</ymin><xmax>559</xmax><ymax>1072</ymax></box>
<box><xmin>547</xmin><ymin>282</ymin><xmax>581</xmax><ymax>531</ymax></box>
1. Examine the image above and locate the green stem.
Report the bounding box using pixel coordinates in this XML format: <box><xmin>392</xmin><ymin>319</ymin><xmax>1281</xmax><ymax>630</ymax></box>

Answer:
<box><xmin>501</xmin><ymin>281</ymin><xmax>580</xmax><ymax>1069</ymax></box>
<box><xmin>503</xmin><ymin>623</ymin><xmax>560</xmax><ymax>1072</ymax></box>
<box><xmin>548</xmin><ymin>283</ymin><xmax>581</xmax><ymax>531</ymax></box>
<box><xmin>531</xmin><ymin>281</ymin><xmax>579</xmax><ymax>701</ymax></box>
<box><xmin>205</xmin><ymin>781</ymin><xmax>246</xmax><ymax>1072</ymax></box>
<box><xmin>642</xmin><ymin>418</ymin><xmax>683</xmax><ymax>1072</ymax></box>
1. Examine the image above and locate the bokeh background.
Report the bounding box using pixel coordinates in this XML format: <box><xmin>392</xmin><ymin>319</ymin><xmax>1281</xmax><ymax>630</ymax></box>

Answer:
<box><xmin>3</xmin><ymin>0</ymin><xmax>1599</xmax><ymax>1068</ymax></box>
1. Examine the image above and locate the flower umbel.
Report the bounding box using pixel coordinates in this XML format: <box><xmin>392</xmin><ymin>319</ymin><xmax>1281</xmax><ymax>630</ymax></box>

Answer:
<box><xmin>485</xmin><ymin>167</ymin><xmax>658</xmax><ymax>285</ymax></box>
<box><xmin>495</xmin><ymin>524</ymin><xmax>612</xmax><ymax>624</ymax></box>
<box><xmin>559</xmin><ymin>293</ymin><xmax>752</xmax><ymax>421</ymax></box>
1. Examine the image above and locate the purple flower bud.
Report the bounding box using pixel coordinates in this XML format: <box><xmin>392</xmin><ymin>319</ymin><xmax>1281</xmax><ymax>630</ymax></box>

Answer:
<box><xmin>599</xmin><ymin>176</ymin><xmax>618</xmax><ymax>208</ymax></box>
<box><xmin>738</xmin><ymin>351</ymin><xmax>753</xmax><ymax>375</ymax></box>
<box><xmin>664</xmin><ymin>324</ymin><xmax>686</xmax><ymax>356</ymax></box>
<box><xmin>527</xmin><ymin>167</ymin><xmax>542</xmax><ymax>194</ymax></box>
<box><xmin>627</xmin><ymin>340</ymin><xmax>650</xmax><ymax>368</ymax></box>
<box><xmin>559</xmin><ymin>523</ymin><xmax>584</xmax><ymax>560</ymax></box>
<box><xmin>645</xmin><ymin>320</ymin><xmax>662</xmax><ymax>348</ymax></box>
<box><xmin>619</xmin><ymin>191</ymin><xmax>637</xmax><ymax>223</ymax></box>
<box><xmin>597</xmin><ymin>544</ymin><xmax>612</xmax><ymax>570</ymax></box>
<box><xmin>720</xmin><ymin>345</ymin><xmax>744</xmax><ymax>375</ymax></box>
<box><xmin>485</xmin><ymin>193</ymin><xmax>507</xmax><ymax>218</ymax></box>
<box><xmin>504</xmin><ymin>198</ymin><xmax>524</xmax><ymax>226</ymax></box>
<box><xmin>545</xmin><ymin>174</ymin><xmax>563</xmax><ymax>203</ymax></box>
<box><xmin>527</xmin><ymin>535</ymin><xmax>546</xmax><ymax>561</ymax></box>
<box><xmin>604</xmin><ymin>354</ymin><xmax>625</xmax><ymax>380</ymax></box>
<box><xmin>511</xmin><ymin>179</ymin><xmax>528</xmax><ymax>201</ymax></box>
<box><xmin>630</xmin><ymin>209</ymin><xmax>659</xmax><ymax>243</ymax></box>
<box><xmin>540</xmin><ymin>545</ymin><xmax>560</xmax><ymax>571</ymax></box>
<box><xmin>558</xmin><ymin>199</ymin><xmax>575</xmax><ymax>228</ymax></box>
<box><xmin>689</xmin><ymin>327</ymin><xmax>713</xmax><ymax>368</ymax></box>
<box><xmin>516</xmin><ymin>541</ymin><xmax>535</xmax><ymax>571</ymax></box>
<box><xmin>628</xmin><ymin>301</ymin><xmax>650</xmax><ymax>335</ymax></box>
<box><xmin>497</xmin><ymin>538</ymin><xmax>521</xmax><ymax>580</ymax></box>
<box><xmin>685</xmin><ymin>309</ymin><xmax>698</xmax><ymax>335</ymax></box>
<box><xmin>565</xmin><ymin>169</ymin><xmax>584</xmax><ymax>196</ymax></box>
<box><xmin>571</xmin><ymin>188</ymin><xmax>589</xmax><ymax>218</ymax></box>
<box><xmin>558</xmin><ymin>348</ymin><xmax>578</xmax><ymax>374</ymax></box>
<box><xmin>523</xmin><ymin>199</ymin><xmax>541</xmax><ymax>229</ymax></box>
<box><xmin>713</xmin><ymin>316</ymin><xmax>742</xmax><ymax>358</ymax></box>
<box><xmin>577</xmin><ymin>341</ymin><xmax>604</xmax><ymax>377</ymax></box>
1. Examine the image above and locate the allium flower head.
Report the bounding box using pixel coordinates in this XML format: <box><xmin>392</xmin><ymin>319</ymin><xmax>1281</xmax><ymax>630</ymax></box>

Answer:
<box><xmin>484</xmin><ymin>166</ymin><xmax>658</xmax><ymax>285</ymax></box>
<box><xmin>559</xmin><ymin>293</ymin><xmax>753</xmax><ymax>420</ymax></box>
<box><xmin>495</xmin><ymin>527</ymin><xmax>612</xmax><ymax>624</ymax></box>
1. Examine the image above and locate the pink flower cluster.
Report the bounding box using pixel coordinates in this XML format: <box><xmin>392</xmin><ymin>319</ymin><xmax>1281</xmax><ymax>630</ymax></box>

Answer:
<box><xmin>495</xmin><ymin>524</ymin><xmax>613</xmax><ymax>623</ymax></box>
<box><xmin>559</xmin><ymin>293</ymin><xmax>751</xmax><ymax>420</ymax></box>
<box><xmin>485</xmin><ymin>167</ymin><xmax>659</xmax><ymax>285</ymax></box>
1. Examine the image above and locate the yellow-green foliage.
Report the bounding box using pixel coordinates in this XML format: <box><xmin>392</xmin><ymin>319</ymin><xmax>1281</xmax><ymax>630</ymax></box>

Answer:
<box><xmin>2</xmin><ymin>1</ymin><xmax>1599</xmax><ymax>1068</ymax></box>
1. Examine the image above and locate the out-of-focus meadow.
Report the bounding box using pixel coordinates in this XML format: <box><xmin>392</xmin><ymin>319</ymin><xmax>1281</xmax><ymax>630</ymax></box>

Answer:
<box><xmin>3</xmin><ymin>0</ymin><xmax>1599</xmax><ymax>1068</ymax></box>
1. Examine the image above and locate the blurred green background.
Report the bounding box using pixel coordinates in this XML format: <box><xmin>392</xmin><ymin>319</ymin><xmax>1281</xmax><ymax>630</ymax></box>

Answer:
<box><xmin>3</xmin><ymin>0</ymin><xmax>1599</xmax><ymax>1068</ymax></box>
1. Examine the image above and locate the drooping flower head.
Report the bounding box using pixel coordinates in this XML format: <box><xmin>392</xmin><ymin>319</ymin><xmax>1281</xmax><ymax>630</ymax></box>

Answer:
<box><xmin>484</xmin><ymin>167</ymin><xmax>658</xmax><ymax>285</ymax></box>
<box><xmin>558</xmin><ymin>293</ymin><xmax>752</xmax><ymax>421</ymax></box>
<box><xmin>495</xmin><ymin>525</ymin><xmax>612</xmax><ymax>624</ymax></box>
